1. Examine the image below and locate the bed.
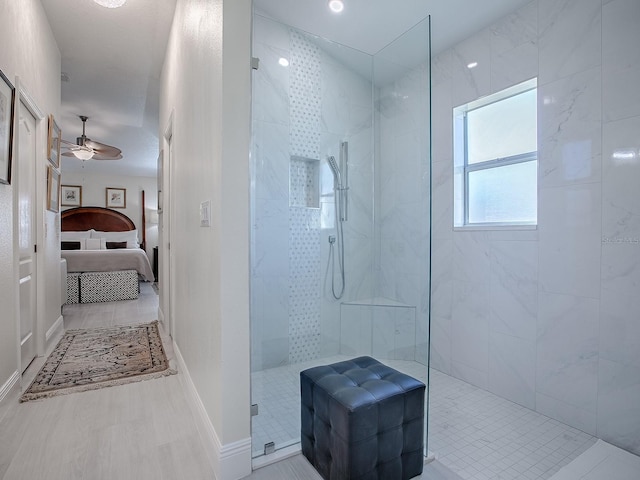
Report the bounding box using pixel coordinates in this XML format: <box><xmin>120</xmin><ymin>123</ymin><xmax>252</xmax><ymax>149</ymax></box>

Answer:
<box><xmin>61</xmin><ymin>207</ymin><xmax>155</xmax><ymax>303</ymax></box>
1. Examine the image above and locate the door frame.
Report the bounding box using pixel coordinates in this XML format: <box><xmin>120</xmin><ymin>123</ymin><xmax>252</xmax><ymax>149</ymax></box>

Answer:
<box><xmin>161</xmin><ymin>111</ymin><xmax>175</xmax><ymax>340</ymax></box>
<box><xmin>12</xmin><ymin>78</ymin><xmax>45</xmax><ymax>375</ymax></box>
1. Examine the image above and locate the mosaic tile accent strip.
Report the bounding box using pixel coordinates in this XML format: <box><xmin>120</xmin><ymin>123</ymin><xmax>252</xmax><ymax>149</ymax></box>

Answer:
<box><xmin>289</xmin><ymin>30</ymin><xmax>321</xmax><ymax>160</ymax></box>
<box><xmin>288</xmin><ymin>207</ymin><xmax>321</xmax><ymax>363</ymax></box>
<box><xmin>288</xmin><ymin>28</ymin><xmax>323</xmax><ymax>364</ymax></box>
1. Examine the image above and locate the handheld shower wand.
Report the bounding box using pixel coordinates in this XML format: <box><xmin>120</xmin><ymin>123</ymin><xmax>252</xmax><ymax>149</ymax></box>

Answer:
<box><xmin>327</xmin><ymin>148</ymin><xmax>348</xmax><ymax>300</ymax></box>
<box><xmin>328</xmin><ymin>151</ymin><xmax>348</xmax><ymax>222</ymax></box>
<box><xmin>340</xmin><ymin>141</ymin><xmax>348</xmax><ymax>222</ymax></box>
<box><xmin>328</xmin><ymin>155</ymin><xmax>342</xmax><ymax>187</ymax></box>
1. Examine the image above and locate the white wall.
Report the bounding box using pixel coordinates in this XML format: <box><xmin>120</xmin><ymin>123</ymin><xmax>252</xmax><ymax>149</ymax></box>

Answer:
<box><xmin>0</xmin><ymin>0</ymin><xmax>61</xmax><ymax>400</ymax></box>
<box><xmin>430</xmin><ymin>0</ymin><xmax>640</xmax><ymax>455</ymax></box>
<box><xmin>61</xmin><ymin>172</ymin><xmax>158</xmax><ymax>258</ymax></box>
<box><xmin>160</xmin><ymin>0</ymin><xmax>251</xmax><ymax>478</ymax></box>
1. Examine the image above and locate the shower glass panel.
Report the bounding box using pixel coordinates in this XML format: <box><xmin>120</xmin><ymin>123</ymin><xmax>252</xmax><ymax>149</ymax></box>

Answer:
<box><xmin>373</xmin><ymin>16</ymin><xmax>433</xmax><ymax>455</ymax></box>
<box><xmin>250</xmin><ymin>10</ymin><xmax>431</xmax><ymax>461</ymax></box>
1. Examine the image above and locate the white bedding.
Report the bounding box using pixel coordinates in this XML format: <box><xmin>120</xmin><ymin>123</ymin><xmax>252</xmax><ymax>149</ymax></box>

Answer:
<box><xmin>61</xmin><ymin>248</ymin><xmax>154</xmax><ymax>282</ymax></box>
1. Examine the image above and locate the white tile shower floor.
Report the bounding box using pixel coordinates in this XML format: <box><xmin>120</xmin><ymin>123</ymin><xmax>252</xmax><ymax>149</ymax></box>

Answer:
<box><xmin>251</xmin><ymin>356</ymin><xmax>598</xmax><ymax>480</ymax></box>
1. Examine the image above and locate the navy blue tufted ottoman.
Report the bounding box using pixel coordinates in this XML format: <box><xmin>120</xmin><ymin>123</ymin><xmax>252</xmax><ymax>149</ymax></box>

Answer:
<box><xmin>300</xmin><ymin>356</ymin><xmax>425</xmax><ymax>480</ymax></box>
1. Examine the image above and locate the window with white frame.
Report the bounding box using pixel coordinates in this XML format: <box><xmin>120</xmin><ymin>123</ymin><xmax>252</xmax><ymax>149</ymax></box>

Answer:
<box><xmin>453</xmin><ymin>79</ymin><xmax>538</xmax><ymax>227</ymax></box>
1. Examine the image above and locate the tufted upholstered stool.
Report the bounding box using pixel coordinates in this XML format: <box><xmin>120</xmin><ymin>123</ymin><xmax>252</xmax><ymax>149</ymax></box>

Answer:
<box><xmin>300</xmin><ymin>356</ymin><xmax>425</xmax><ymax>480</ymax></box>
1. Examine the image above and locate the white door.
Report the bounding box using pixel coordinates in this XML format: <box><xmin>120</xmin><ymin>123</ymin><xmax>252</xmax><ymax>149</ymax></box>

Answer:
<box><xmin>18</xmin><ymin>100</ymin><xmax>37</xmax><ymax>372</ymax></box>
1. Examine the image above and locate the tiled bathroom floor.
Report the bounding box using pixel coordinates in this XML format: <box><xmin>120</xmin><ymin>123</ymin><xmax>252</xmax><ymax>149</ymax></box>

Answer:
<box><xmin>251</xmin><ymin>356</ymin><xmax>597</xmax><ymax>479</ymax></box>
<box><xmin>548</xmin><ymin>440</ymin><xmax>640</xmax><ymax>480</ymax></box>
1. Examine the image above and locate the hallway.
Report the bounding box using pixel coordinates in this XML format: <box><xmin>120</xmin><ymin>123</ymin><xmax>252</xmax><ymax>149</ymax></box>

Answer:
<box><xmin>0</xmin><ymin>283</ymin><xmax>215</xmax><ymax>480</ymax></box>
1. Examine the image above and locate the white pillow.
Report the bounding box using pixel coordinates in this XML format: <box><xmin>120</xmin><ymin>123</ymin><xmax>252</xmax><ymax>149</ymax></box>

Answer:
<box><xmin>83</xmin><ymin>238</ymin><xmax>106</xmax><ymax>250</ymax></box>
<box><xmin>126</xmin><ymin>241</ymin><xmax>140</xmax><ymax>249</ymax></box>
<box><xmin>61</xmin><ymin>230</ymin><xmax>93</xmax><ymax>241</ymax></box>
<box><xmin>92</xmin><ymin>229</ymin><xmax>139</xmax><ymax>245</ymax></box>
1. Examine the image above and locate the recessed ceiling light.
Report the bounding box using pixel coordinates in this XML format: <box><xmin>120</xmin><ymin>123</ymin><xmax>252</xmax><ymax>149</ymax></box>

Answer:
<box><xmin>329</xmin><ymin>0</ymin><xmax>344</xmax><ymax>13</ymax></box>
<box><xmin>93</xmin><ymin>0</ymin><xmax>127</xmax><ymax>8</ymax></box>
<box><xmin>467</xmin><ymin>62</ymin><xmax>478</xmax><ymax>69</ymax></box>
<box><xmin>278</xmin><ymin>57</ymin><xmax>290</xmax><ymax>67</ymax></box>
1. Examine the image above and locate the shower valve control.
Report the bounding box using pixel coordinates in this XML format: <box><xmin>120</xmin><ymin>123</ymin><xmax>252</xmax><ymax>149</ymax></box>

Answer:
<box><xmin>328</xmin><ymin>235</ymin><xmax>336</xmax><ymax>244</ymax></box>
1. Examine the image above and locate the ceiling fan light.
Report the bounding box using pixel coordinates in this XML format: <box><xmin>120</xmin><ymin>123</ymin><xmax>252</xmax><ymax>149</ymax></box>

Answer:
<box><xmin>72</xmin><ymin>149</ymin><xmax>95</xmax><ymax>161</ymax></box>
<box><xmin>93</xmin><ymin>0</ymin><xmax>127</xmax><ymax>8</ymax></box>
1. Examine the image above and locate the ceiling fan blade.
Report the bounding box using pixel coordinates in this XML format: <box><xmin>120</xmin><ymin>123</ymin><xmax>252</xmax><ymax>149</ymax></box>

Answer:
<box><xmin>92</xmin><ymin>152</ymin><xmax>123</xmax><ymax>160</ymax></box>
<box><xmin>84</xmin><ymin>139</ymin><xmax>122</xmax><ymax>158</ymax></box>
<box><xmin>62</xmin><ymin>117</ymin><xmax>124</xmax><ymax>160</ymax></box>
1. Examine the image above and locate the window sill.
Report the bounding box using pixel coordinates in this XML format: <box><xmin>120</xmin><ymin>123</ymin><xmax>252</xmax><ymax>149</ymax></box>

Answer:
<box><xmin>453</xmin><ymin>224</ymin><xmax>537</xmax><ymax>232</ymax></box>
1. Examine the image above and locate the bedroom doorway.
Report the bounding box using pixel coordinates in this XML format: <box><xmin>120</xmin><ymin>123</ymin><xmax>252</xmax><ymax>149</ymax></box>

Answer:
<box><xmin>16</xmin><ymin>97</ymin><xmax>38</xmax><ymax>372</ymax></box>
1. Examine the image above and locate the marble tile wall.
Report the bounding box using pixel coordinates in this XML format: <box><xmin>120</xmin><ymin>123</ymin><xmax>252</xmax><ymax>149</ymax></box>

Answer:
<box><xmin>428</xmin><ymin>0</ymin><xmax>640</xmax><ymax>455</ymax></box>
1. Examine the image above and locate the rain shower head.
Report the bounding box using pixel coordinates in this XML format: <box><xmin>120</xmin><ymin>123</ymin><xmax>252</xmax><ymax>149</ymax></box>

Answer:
<box><xmin>328</xmin><ymin>155</ymin><xmax>342</xmax><ymax>186</ymax></box>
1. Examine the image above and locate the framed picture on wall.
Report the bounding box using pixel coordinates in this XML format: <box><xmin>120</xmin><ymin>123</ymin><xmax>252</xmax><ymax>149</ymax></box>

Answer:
<box><xmin>106</xmin><ymin>187</ymin><xmax>126</xmax><ymax>208</ymax></box>
<box><xmin>47</xmin><ymin>166</ymin><xmax>60</xmax><ymax>212</ymax></box>
<box><xmin>0</xmin><ymin>68</ymin><xmax>16</xmax><ymax>185</ymax></box>
<box><xmin>61</xmin><ymin>184</ymin><xmax>82</xmax><ymax>207</ymax></box>
<box><xmin>47</xmin><ymin>114</ymin><xmax>61</xmax><ymax>168</ymax></box>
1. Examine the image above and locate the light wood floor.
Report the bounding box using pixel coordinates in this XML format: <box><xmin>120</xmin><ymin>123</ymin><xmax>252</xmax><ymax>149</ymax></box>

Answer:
<box><xmin>0</xmin><ymin>283</ymin><xmax>215</xmax><ymax>480</ymax></box>
<box><xmin>0</xmin><ymin>283</ymin><xmax>461</xmax><ymax>480</ymax></box>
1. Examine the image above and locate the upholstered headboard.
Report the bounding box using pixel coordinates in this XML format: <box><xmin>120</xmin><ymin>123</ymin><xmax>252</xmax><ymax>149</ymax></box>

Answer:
<box><xmin>61</xmin><ymin>207</ymin><xmax>136</xmax><ymax>232</ymax></box>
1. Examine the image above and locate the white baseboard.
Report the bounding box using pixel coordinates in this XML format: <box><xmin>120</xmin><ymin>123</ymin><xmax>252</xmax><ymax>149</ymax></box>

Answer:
<box><xmin>0</xmin><ymin>370</ymin><xmax>20</xmax><ymax>425</ymax></box>
<box><xmin>0</xmin><ymin>371</ymin><xmax>20</xmax><ymax>405</ymax></box>
<box><xmin>218</xmin><ymin>436</ymin><xmax>253</xmax><ymax>480</ymax></box>
<box><xmin>173</xmin><ymin>341</ymin><xmax>252</xmax><ymax>480</ymax></box>
<box><xmin>158</xmin><ymin>307</ymin><xmax>165</xmax><ymax>329</ymax></box>
<box><xmin>46</xmin><ymin>315</ymin><xmax>64</xmax><ymax>343</ymax></box>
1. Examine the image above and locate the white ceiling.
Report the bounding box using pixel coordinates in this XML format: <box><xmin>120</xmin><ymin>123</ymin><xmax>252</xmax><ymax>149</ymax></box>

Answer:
<box><xmin>254</xmin><ymin>0</ymin><xmax>533</xmax><ymax>56</ymax></box>
<box><xmin>41</xmin><ymin>0</ymin><xmax>530</xmax><ymax>178</ymax></box>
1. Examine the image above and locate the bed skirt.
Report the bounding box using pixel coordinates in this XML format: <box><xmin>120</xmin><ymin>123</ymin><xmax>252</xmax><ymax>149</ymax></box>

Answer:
<box><xmin>66</xmin><ymin>270</ymin><xmax>139</xmax><ymax>304</ymax></box>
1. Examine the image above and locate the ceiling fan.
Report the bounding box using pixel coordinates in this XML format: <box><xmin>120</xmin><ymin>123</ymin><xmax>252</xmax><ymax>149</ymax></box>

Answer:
<box><xmin>61</xmin><ymin>115</ymin><xmax>123</xmax><ymax>161</ymax></box>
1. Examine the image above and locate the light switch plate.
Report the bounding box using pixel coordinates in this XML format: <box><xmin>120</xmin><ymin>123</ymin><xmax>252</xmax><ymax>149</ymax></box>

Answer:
<box><xmin>200</xmin><ymin>200</ymin><xmax>211</xmax><ymax>227</ymax></box>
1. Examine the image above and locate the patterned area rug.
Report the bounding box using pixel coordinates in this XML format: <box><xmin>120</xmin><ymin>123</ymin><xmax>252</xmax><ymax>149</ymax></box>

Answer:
<box><xmin>20</xmin><ymin>321</ymin><xmax>176</xmax><ymax>402</ymax></box>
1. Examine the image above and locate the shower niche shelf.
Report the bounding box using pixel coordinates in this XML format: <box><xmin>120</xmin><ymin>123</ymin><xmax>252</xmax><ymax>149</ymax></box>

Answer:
<box><xmin>289</xmin><ymin>156</ymin><xmax>320</xmax><ymax>209</ymax></box>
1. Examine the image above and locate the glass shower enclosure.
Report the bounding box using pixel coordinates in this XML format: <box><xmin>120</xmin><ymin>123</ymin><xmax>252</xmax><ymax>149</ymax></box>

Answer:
<box><xmin>250</xmin><ymin>10</ymin><xmax>432</xmax><ymax>461</ymax></box>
